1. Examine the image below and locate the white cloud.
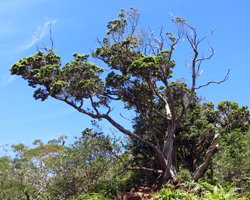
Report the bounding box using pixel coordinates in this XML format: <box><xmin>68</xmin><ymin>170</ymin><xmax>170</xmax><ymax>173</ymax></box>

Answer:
<box><xmin>0</xmin><ymin>19</ymin><xmax>57</xmax><ymax>86</ymax></box>
<box><xmin>0</xmin><ymin>0</ymin><xmax>56</xmax><ymax>63</ymax></box>
<box><xmin>0</xmin><ymin>75</ymin><xmax>16</xmax><ymax>86</ymax></box>
<box><xmin>17</xmin><ymin>19</ymin><xmax>57</xmax><ymax>52</ymax></box>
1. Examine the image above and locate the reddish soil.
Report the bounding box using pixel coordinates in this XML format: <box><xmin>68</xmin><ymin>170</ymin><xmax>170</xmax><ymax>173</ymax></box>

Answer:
<box><xmin>116</xmin><ymin>184</ymin><xmax>159</xmax><ymax>200</ymax></box>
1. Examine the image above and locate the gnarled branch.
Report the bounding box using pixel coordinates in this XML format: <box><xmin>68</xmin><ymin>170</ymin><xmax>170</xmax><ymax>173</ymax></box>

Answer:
<box><xmin>195</xmin><ymin>69</ymin><xmax>230</xmax><ymax>90</ymax></box>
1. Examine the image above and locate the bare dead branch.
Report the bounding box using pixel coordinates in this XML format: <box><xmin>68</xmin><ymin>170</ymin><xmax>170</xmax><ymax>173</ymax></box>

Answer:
<box><xmin>196</xmin><ymin>47</ymin><xmax>215</xmax><ymax>75</ymax></box>
<box><xmin>127</xmin><ymin>7</ymin><xmax>140</xmax><ymax>36</ymax></box>
<box><xmin>79</xmin><ymin>99</ymin><xmax>84</xmax><ymax>109</ymax></box>
<box><xmin>105</xmin><ymin>103</ymin><xmax>113</xmax><ymax>115</ymax></box>
<box><xmin>126</xmin><ymin>166</ymin><xmax>163</xmax><ymax>174</ymax></box>
<box><xmin>34</xmin><ymin>32</ymin><xmax>49</xmax><ymax>52</ymax></box>
<box><xmin>196</xmin><ymin>47</ymin><xmax>215</xmax><ymax>63</ymax></box>
<box><xmin>192</xmin><ymin>132</ymin><xmax>220</xmax><ymax>182</ymax></box>
<box><xmin>89</xmin><ymin>94</ymin><xmax>100</xmax><ymax>116</ymax></box>
<box><xmin>49</xmin><ymin>23</ymin><xmax>54</xmax><ymax>50</ymax></box>
<box><xmin>195</xmin><ymin>69</ymin><xmax>230</xmax><ymax>90</ymax></box>
<box><xmin>197</xmin><ymin>30</ymin><xmax>214</xmax><ymax>45</ymax></box>
<box><xmin>139</xmin><ymin>29</ymin><xmax>151</xmax><ymax>55</ymax></box>
<box><xmin>54</xmin><ymin>95</ymin><xmax>102</xmax><ymax>119</ymax></box>
<box><xmin>166</xmin><ymin>30</ymin><xmax>182</xmax><ymax>62</ymax></box>
<box><xmin>147</xmin><ymin>27</ymin><xmax>167</xmax><ymax>55</ymax></box>
<box><xmin>104</xmin><ymin>115</ymin><xmax>159</xmax><ymax>152</ymax></box>
<box><xmin>58</xmin><ymin>96</ymin><xmax>154</xmax><ymax>152</ymax></box>
<box><xmin>171</xmin><ymin>20</ymin><xmax>222</xmax><ymax>125</ymax></box>
<box><xmin>119</xmin><ymin>113</ymin><xmax>133</xmax><ymax>123</ymax></box>
<box><xmin>103</xmin><ymin>93</ymin><xmax>121</xmax><ymax>100</ymax></box>
<box><xmin>34</xmin><ymin>22</ymin><xmax>55</xmax><ymax>52</ymax></box>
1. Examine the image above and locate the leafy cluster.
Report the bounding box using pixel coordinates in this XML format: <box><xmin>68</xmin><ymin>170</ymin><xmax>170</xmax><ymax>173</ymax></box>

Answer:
<box><xmin>0</xmin><ymin>130</ymin><xmax>125</xmax><ymax>200</ymax></box>
<box><xmin>155</xmin><ymin>181</ymin><xmax>247</xmax><ymax>200</ymax></box>
<box><xmin>11</xmin><ymin>51</ymin><xmax>104</xmax><ymax>103</ymax></box>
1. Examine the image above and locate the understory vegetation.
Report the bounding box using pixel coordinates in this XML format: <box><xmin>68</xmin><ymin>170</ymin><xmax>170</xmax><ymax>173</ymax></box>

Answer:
<box><xmin>1</xmin><ymin>8</ymin><xmax>249</xmax><ymax>199</ymax></box>
<box><xmin>0</xmin><ymin>109</ymin><xmax>249</xmax><ymax>199</ymax></box>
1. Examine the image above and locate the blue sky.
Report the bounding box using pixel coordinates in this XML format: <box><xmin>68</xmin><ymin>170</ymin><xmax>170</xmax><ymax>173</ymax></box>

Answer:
<box><xmin>0</xmin><ymin>0</ymin><xmax>249</xmax><ymax>147</ymax></box>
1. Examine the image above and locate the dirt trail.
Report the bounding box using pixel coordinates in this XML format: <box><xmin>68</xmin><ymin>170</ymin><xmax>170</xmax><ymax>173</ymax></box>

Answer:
<box><xmin>116</xmin><ymin>185</ymin><xmax>157</xmax><ymax>200</ymax></box>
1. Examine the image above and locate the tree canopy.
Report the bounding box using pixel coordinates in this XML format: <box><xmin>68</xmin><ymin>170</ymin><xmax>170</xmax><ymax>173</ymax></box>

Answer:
<box><xmin>10</xmin><ymin>8</ymin><xmax>248</xmax><ymax>187</ymax></box>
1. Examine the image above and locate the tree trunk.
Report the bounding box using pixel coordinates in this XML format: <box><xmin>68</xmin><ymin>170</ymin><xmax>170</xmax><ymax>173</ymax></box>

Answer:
<box><xmin>192</xmin><ymin>132</ymin><xmax>219</xmax><ymax>182</ymax></box>
<box><xmin>161</xmin><ymin>122</ymin><xmax>177</xmax><ymax>182</ymax></box>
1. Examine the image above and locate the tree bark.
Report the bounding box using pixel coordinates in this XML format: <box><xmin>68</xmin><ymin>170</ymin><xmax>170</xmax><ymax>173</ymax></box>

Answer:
<box><xmin>160</xmin><ymin>122</ymin><xmax>177</xmax><ymax>182</ymax></box>
<box><xmin>192</xmin><ymin>132</ymin><xmax>219</xmax><ymax>182</ymax></box>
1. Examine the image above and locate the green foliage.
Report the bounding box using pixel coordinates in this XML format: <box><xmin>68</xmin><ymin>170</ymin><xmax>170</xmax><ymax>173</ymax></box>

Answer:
<box><xmin>127</xmin><ymin>98</ymin><xmax>249</xmax><ymax>184</ymax></box>
<box><xmin>155</xmin><ymin>188</ymin><xmax>196</xmax><ymax>200</ymax></box>
<box><xmin>156</xmin><ymin>182</ymin><xmax>246</xmax><ymax>200</ymax></box>
<box><xmin>206</xmin><ymin>101</ymin><xmax>250</xmax><ymax>196</ymax></box>
<box><xmin>213</xmin><ymin>130</ymin><xmax>250</xmax><ymax>195</ymax></box>
<box><xmin>127</xmin><ymin>100</ymin><xmax>218</xmax><ymax>181</ymax></box>
<box><xmin>73</xmin><ymin>193</ymin><xmax>111</xmax><ymax>200</ymax></box>
<box><xmin>201</xmin><ymin>183</ymin><xmax>246</xmax><ymax>200</ymax></box>
<box><xmin>11</xmin><ymin>51</ymin><xmax>104</xmax><ymax>102</ymax></box>
<box><xmin>176</xmin><ymin>167</ymin><xmax>192</xmax><ymax>182</ymax></box>
<box><xmin>0</xmin><ymin>138</ymin><xmax>65</xmax><ymax>199</ymax></box>
<box><xmin>49</xmin><ymin>129</ymin><xmax>123</xmax><ymax>199</ymax></box>
<box><xmin>90</xmin><ymin>178</ymin><xmax>131</xmax><ymax>199</ymax></box>
<box><xmin>202</xmin><ymin>185</ymin><xmax>243</xmax><ymax>200</ymax></box>
<box><xmin>10</xmin><ymin>8</ymin><xmax>203</xmax><ymax>185</ymax></box>
<box><xmin>218</xmin><ymin>101</ymin><xmax>249</xmax><ymax>133</ymax></box>
<box><xmin>0</xmin><ymin>130</ymin><xmax>125</xmax><ymax>199</ymax></box>
<box><xmin>9</xmin><ymin>7</ymin><xmax>250</xmax><ymax>196</ymax></box>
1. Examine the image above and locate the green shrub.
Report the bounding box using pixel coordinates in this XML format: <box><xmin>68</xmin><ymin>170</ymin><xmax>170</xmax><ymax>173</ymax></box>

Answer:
<box><xmin>202</xmin><ymin>184</ymin><xmax>246</xmax><ymax>200</ymax></box>
<box><xmin>155</xmin><ymin>188</ymin><xmax>197</xmax><ymax>200</ymax></box>
<box><xmin>155</xmin><ymin>182</ymin><xmax>247</xmax><ymax>200</ymax></box>
<box><xmin>73</xmin><ymin>192</ymin><xmax>111</xmax><ymax>200</ymax></box>
<box><xmin>90</xmin><ymin>177</ymin><xmax>132</xmax><ymax>198</ymax></box>
<box><xmin>195</xmin><ymin>181</ymin><xmax>247</xmax><ymax>200</ymax></box>
<box><xmin>176</xmin><ymin>167</ymin><xmax>192</xmax><ymax>182</ymax></box>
